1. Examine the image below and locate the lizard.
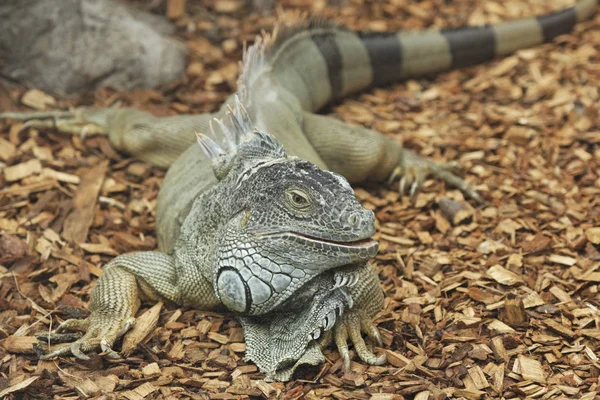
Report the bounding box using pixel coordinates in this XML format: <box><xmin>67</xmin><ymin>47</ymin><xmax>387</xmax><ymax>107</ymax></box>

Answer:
<box><xmin>1</xmin><ymin>0</ymin><xmax>597</xmax><ymax>381</ymax></box>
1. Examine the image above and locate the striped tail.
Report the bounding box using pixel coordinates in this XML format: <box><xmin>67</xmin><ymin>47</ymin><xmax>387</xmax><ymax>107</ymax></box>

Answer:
<box><xmin>354</xmin><ymin>0</ymin><xmax>597</xmax><ymax>88</ymax></box>
<box><xmin>268</xmin><ymin>0</ymin><xmax>597</xmax><ymax>112</ymax></box>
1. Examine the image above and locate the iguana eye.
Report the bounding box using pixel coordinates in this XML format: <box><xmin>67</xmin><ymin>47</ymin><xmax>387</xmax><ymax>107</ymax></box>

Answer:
<box><xmin>286</xmin><ymin>189</ymin><xmax>311</xmax><ymax>209</ymax></box>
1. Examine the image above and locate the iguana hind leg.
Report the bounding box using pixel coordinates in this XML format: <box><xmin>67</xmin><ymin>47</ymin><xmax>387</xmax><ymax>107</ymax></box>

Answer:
<box><xmin>0</xmin><ymin>108</ymin><xmax>218</xmax><ymax>168</ymax></box>
<box><xmin>302</xmin><ymin>112</ymin><xmax>483</xmax><ymax>203</ymax></box>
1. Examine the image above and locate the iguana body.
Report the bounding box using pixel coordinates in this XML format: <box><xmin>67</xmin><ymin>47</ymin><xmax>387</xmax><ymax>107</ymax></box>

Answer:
<box><xmin>2</xmin><ymin>0</ymin><xmax>597</xmax><ymax>381</ymax></box>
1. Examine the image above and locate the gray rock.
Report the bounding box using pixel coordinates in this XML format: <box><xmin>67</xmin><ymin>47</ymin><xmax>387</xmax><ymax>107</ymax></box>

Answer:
<box><xmin>0</xmin><ymin>0</ymin><xmax>188</xmax><ymax>95</ymax></box>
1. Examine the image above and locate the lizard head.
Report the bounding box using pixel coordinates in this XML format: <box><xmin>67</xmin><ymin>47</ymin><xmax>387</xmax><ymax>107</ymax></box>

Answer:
<box><xmin>196</xmin><ymin>97</ymin><xmax>378</xmax><ymax>316</ymax></box>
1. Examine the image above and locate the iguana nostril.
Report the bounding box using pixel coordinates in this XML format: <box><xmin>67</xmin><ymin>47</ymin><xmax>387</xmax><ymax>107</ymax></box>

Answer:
<box><xmin>347</xmin><ymin>212</ymin><xmax>360</xmax><ymax>227</ymax></box>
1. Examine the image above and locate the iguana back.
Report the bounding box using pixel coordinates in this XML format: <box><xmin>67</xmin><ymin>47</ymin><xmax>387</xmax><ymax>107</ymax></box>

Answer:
<box><xmin>157</xmin><ymin>0</ymin><xmax>597</xmax><ymax>252</ymax></box>
<box><xmin>265</xmin><ymin>0</ymin><xmax>596</xmax><ymax>113</ymax></box>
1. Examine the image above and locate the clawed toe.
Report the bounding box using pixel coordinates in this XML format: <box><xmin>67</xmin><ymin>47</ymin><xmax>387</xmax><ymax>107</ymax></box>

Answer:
<box><xmin>333</xmin><ymin>269</ymin><xmax>360</xmax><ymax>290</ymax></box>
<box><xmin>370</xmin><ymin>352</ymin><xmax>387</xmax><ymax>365</ymax></box>
<box><xmin>56</xmin><ymin>318</ymin><xmax>90</xmax><ymax>333</ymax></box>
<box><xmin>101</xmin><ymin>339</ymin><xmax>122</xmax><ymax>359</ymax></box>
<box><xmin>334</xmin><ymin>324</ymin><xmax>351</xmax><ymax>371</ymax></box>
<box><xmin>432</xmin><ymin>167</ymin><xmax>484</xmax><ymax>204</ymax></box>
<box><xmin>36</xmin><ymin>314</ymin><xmax>131</xmax><ymax>361</ymax></box>
<box><xmin>70</xmin><ymin>342</ymin><xmax>91</xmax><ymax>360</ymax></box>
<box><xmin>116</xmin><ymin>317</ymin><xmax>136</xmax><ymax>337</ymax></box>
<box><xmin>35</xmin><ymin>332</ymin><xmax>82</xmax><ymax>343</ymax></box>
<box><xmin>398</xmin><ymin>174</ymin><xmax>409</xmax><ymax>197</ymax></box>
<box><xmin>333</xmin><ymin>311</ymin><xmax>385</xmax><ymax>371</ymax></box>
<box><xmin>39</xmin><ymin>344</ymin><xmax>72</xmax><ymax>360</ymax></box>
<box><xmin>440</xmin><ymin>160</ymin><xmax>460</xmax><ymax>170</ymax></box>
<box><xmin>0</xmin><ymin>110</ymin><xmax>75</xmax><ymax>121</ymax></box>
<box><xmin>409</xmin><ymin>169</ymin><xmax>425</xmax><ymax>200</ymax></box>
<box><xmin>316</xmin><ymin>329</ymin><xmax>333</xmax><ymax>350</ymax></box>
<box><xmin>393</xmin><ymin>151</ymin><xmax>483</xmax><ymax>204</ymax></box>
<box><xmin>387</xmin><ymin>166</ymin><xmax>402</xmax><ymax>185</ymax></box>
<box><xmin>1</xmin><ymin>109</ymin><xmax>106</xmax><ymax>137</ymax></box>
<box><xmin>368</xmin><ymin>325</ymin><xmax>383</xmax><ymax>347</ymax></box>
<box><xmin>398</xmin><ymin>168</ymin><xmax>425</xmax><ymax>200</ymax></box>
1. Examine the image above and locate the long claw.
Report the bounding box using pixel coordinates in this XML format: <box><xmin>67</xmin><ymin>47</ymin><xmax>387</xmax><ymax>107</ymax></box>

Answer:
<box><xmin>331</xmin><ymin>308</ymin><xmax>386</xmax><ymax>370</ymax></box>
<box><xmin>409</xmin><ymin>169</ymin><xmax>425</xmax><ymax>200</ymax></box>
<box><xmin>334</xmin><ymin>324</ymin><xmax>351</xmax><ymax>371</ymax></box>
<box><xmin>347</xmin><ymin>317</ymin><xmax>383</xmax><ymax>366</ymax></box>
<box><xmin>116</xmin><ymin>317</ymin><xmax>136</xmax><ymax>337</ymax></box>
<box><xmin>352</xmin><ymin>336</ymin><xmax>385</xmax><ymax>365</ymax></box>
<box><xmin>334</xmin><ymin>272</ymin><xmax>360</xmax><ymax>289</ymax></box>
<box><xmin>387</xmin><ymin>166</ymin><xmax>402</xmax><ymax>185</ymax></box>
<box><xmin>39</xmin><ymin>344</ymin><xmax>71</xmax><ymax>360</ymax></box>
<box><xmin>56</xmin><ymin>318</ymin><xmax>90</xmax><ymax>333</ymax></box>
<box><xmin>361</xmin><ymin>319</ymin><xmax>383</xmax><ymax>347</ymax></box>
<box><xmin>311</xmin><ymin>328</ymin><xmax>321</xmax><ymax>340</ymax></box>
<box><xmin>70</xmin><ymin>342</ymin><xmax>91</xmax><ymax>360</ymax></box>
<box><xmin>334</xmin><ymin>275</ymin><xmax>342</xmax><ymax>288</ymax></box>
<box><xmin>434</xmin><ymin>168</ymin><xmax>484</xmax><ymax>204</ymax></box>
<box><xmin>372</xmin><ymin>353</ymin><xmax>387</xmax><ymax>365</ymax></box>
<box><xmin>324</xmin><ymin>310</ymin><xmax>336</xmax><ymax>331</ymax></box>
<box><xmin>392</xmin><ymin>150</ymin><xmax>484</xmax><ymax>204</ymax></box>
<box><xmin>22</xmin><ymin>119</ymin><xmax>54</xmax><ymax>131</ymax></box>
<box><xmin>409</xmin><ymin>179</ymin><xmax>421</xmax><ymax>200</ymax></box>
<box><xmin>1</xmin><ymin>109</ymin><xmax>108</xmax><ymax>137</ymax></box>
<box><xmin>36</xmin><ymin>309</ymin><xmax>136</xmax><ymax>361</ymax></box>
<box><xmin>0</xmin><ymin>111</ymin><xmax>75</xmax><ymax>121</ymax></box>
<box><xmin>399</xmin><ymin>176</ymin><xmax>408</xmax><ymax>196</ymax></box>
<box><xmin>101</xmin><ymin>339</ymin><xmax>122</xmax><ymax>359</ymax></box>
<box><xmin>370</xmin><ymin>326</ymin><xmax>383</xmax><ymax>347</ymax></box>
<box><xmin>317</xmin><ymin>329</ymin><xmax>332</xmax><ymax>349</ymax></box>
<box><xmin>349</xmin><ymin>274</ymin><xmax>358</xmax><ymax>287</ymax></box>
<box><xmin>100</xmin><ymin>340</ymin><xmax>111</xmax><ymax>353</ymax></box>
<box><xmin>442</xmin><ymin>160</ymin><xmax>460</xmax><ymax>170</ymax></box>
<box><xmin>341</xmin><ymin>348</ymin><xmax>351</xmax><ymax>371</ymax></box>
<box><xmin>36</xmin><ymin>332</ymin><xmax>82</xmax><ymax>343</ymax></box>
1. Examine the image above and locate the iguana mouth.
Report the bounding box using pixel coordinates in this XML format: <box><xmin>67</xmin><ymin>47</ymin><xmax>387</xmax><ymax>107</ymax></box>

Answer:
<box><xmin>260</xmin><ymin>231</ymin><xmax>378</xmax><ymax>251</ymax></box>
<box><xmin>292</xmin><ymin>232</ymin><xmax>377</xmax><ymax>248</ymax></box>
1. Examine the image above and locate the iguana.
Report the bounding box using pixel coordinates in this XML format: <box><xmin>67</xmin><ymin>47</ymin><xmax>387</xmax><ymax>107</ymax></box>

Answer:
<box><xmin>1</xmin><ymin>0</ymin><xmax>596</xmax><ymax>381</ymax></box>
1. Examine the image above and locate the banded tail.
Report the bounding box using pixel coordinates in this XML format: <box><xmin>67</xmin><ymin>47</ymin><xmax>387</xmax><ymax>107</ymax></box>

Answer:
<box><xmin>266</xmin><ymin>0</ymin><xmax>598</xmax><ymax>112</ymax></box>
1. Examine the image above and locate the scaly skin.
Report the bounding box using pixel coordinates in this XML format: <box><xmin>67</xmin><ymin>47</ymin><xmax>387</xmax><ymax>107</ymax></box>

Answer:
<box><xmin>32</xmin><ymin>100</ymin><xmax>386</xmax><ymax>380</ymax></box>
<box><xmin>2</xmin><ymin>1</ymin><xmax>598</xmax><ymax>380</ymax></box>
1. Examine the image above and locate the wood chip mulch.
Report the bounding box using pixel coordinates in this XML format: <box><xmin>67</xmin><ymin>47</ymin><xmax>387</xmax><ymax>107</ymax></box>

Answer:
<box><xmin>1</xmin><ymin>0</ymin><xmax>600</xmax><ymax>399</ymax></box>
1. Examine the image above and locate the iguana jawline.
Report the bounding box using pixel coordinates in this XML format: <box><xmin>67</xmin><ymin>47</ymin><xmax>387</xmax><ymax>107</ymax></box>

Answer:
<box><xmin>257</xmin><ymin>231</ymin><xmax>378</xmax><ymax>252</ymax></box>
<box><xmin>291</xmin><ymin>232</ymin><xmax>377</xmax><ymax>247</ymax></box>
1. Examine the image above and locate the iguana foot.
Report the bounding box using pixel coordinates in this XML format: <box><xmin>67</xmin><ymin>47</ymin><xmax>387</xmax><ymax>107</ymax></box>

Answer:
<box><xmin>0</xmin><ymin>109</ymin><xmax>107</xmax><ymax>137</ymax></box>
<box><xmin>332</xmin><ymin>309</ymin><xmax>386</xmax><ymax>371</ymax></box>
<box><xmin>389</xmin><ymin>150</ymin><xmax>483</xmax><ymax>204</ymax></box>
<box><xmin>36</xmin><ymin>313</ymin><xmax>135</xmax><ymax>360</ymax></box>
<box><xmin>2</xmin><ymin>107</ymin><xmax>217</xmax><ymax>167</ymax></box>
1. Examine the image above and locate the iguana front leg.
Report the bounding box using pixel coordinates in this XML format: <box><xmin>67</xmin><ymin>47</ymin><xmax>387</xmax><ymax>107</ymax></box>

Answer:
<box><xmin>238</xmin><ymin>263</ymin><xmax>384</xmax><ymax>381</ymax></box>
<box><xmin>0</xmin><ymin>108</ymin><xmax>218</xmax><ymax>168</ymax></box>
<box><xmin>38</xmin><ymin>252</ymin><xmax>218</xmax><ymax>359</ymax></box>
<box><xmin>328</xmin><ymin>262</ymin><xmax>386</xmax><ymax>370</ymax></box>
<box><xmin>302</xmin><ymin>112</ymin><xmax>483</xmax><ymax>203</ymax></box>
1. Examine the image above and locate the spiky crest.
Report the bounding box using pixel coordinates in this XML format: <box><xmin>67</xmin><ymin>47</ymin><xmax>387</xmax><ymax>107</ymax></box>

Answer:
<box><xmin>235</xmin><ymin>14</ymin><xmax>340</xmax><ymax>106</ymax></box>
<box><xmin>236</xmin><ymin>33</ymin><xmax>273</xmax><ymax>105</ymax></box>
<box><xmin>196</xmin><ymin>96</ymin><xmax>287</xmax><ymax>181</ymax></box>
<box><xmin>198</xmin><ymin>15</ymin><xmax>342</xmax><ymax>180</ymax></box>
